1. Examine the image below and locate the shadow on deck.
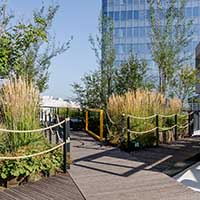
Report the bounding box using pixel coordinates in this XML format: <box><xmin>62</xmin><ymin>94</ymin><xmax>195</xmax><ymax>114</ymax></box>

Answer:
<box><xmin>72</xmin><ymin>133</ymin><xmax>200</xmax><ymax>177</ymax></box>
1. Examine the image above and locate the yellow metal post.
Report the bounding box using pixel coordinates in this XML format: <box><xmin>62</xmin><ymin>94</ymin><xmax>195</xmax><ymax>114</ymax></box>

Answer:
<box><xmin>85</xmin><ymin>110</ymin><xmax>89</xmax><ymax>131</ymax></box>
<box><xmin>100</xmin><ymin>110</ymin><xmax>104</xmax><ymax>141</ymax></box>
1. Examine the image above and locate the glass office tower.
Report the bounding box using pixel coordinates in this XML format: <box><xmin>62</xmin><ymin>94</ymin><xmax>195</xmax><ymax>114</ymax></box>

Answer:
<box><xmin>102</xmin><ymin>0</ymin><xmax>200</xmax><ymax>72</ymax></box>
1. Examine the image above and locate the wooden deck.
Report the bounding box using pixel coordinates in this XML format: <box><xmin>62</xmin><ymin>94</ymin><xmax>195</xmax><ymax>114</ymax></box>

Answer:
<box><xmin>69</xmin><ymin>132</ymin><xmax>200</xmax><ymax>200</ymax></box>
<box><xmin>0</xmin><ymin>173</ymin><xmax>85</xmax><ymax>200</ymax></box>
<box><xmin>1</xmin><ymin>131</ymin><xmax>200</xmax><ymax>199</ymax></box>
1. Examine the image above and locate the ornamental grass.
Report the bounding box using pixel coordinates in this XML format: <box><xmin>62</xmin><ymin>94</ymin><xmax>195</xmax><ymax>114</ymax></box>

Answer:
<box><xmin>0</xmin><ymin>76</ymin><xmax>41</xmax><ymax>152</ymax></box>
<box><xmin>107</xmin><ymin>90</ymin><xmax>185</xmax><ymax>147</ymax></box>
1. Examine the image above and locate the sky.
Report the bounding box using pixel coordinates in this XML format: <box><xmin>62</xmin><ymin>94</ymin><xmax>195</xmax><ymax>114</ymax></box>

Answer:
<box><xmin>6</xmin><ymin>0</ymin><xmax>101</xmax><ymax>99</ymax></box>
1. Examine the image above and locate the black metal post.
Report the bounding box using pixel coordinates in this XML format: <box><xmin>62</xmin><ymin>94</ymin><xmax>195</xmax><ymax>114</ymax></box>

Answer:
<box><xmin>127</xmin><ymin>116</ymin><xmax>131</xmax><ymax>152</ymax></box>
<box><xmin>66</xmin><ymin>119</ymin><xmax>70</xmax><ymax>169</ymax></box>
<box><xmin>44</xmin><ymin>112</ymin><xmax>47</xmax><ymax>137</ymax></box>
<box><xmin>191</xmin><ymin>112</ymin><xmax>194</xmax><ymax>136</ymax></box>
<box><xmin>63</xmin><ymin>119</ymin><xmax>70</xmax><ymax>173</ymax></box>
<box><xmin>49</xmin><ymin>113</ymin><xmax>51</xmax><ymax>124</ymax></box>
<box><xmin>121</xmin><ymin>114</ymin><xmax>125</xmax><ymax>146</ymax></box>
<box><xmin>56</xmin><ymin>127</ymin><xmax>59</xmax><ymax>144</ymax></box>
<box><xmin>188</xmin><ymin>112</ymin><xmax>191</xmax><ymax>136</ymax></box>
<box><xmin>174</xmin><ymin>114</ymin><xmax>177</xmax><ymax>140</ymax></box>
<box><xmin>49</xmin><ymin>129</ymin><xmax>52</xmax><ymax>144</ymax></box>
<box><xmin>156</xmin><ymin>114</ymin><xmax>159</xmax><ymax>146</ymax></box>
<box><xmin>41</xmin><ymin>110</ymin><xmax>44</xmax><ymax>123</ymax></box>
<box><xmin>63</xmin><ymin>120</ymin><xmax>67</xmax><ymax>173</ymax></box>
<box><xmin>45</xmin><ymin>112</ymin><xmax>47</xmax><ymax>123</ymax></box>
<box><xmin>67</xmin><ymin>108</ymin><xmax>69</xmax><ymax>118</ymax></box>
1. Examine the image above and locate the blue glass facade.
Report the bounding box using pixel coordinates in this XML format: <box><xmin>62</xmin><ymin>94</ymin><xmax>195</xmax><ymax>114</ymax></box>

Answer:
<box><xmin>102</xmin><ymin>0</ymin><xmax>200</xmax><ymax>70</ymax></box>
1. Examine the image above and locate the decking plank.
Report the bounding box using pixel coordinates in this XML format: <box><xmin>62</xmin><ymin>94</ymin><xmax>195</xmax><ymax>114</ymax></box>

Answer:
<box><xmin>69</xmin><ymin>131</ymin><xmax>200</xmax><ymax>200</ymax></box>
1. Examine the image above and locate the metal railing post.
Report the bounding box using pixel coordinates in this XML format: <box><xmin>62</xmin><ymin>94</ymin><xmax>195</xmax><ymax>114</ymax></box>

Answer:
<box><xmin>63</xmin><ymin>119</ymin><xmax>67</xmax><ymax>173</ymax></box>
<box><xmin>156</xmin><ymin>114</ymin><xmax>159</xmax><ymax>146</ymax></box>
<box><xmin>188</xmin><ymin>112</ymin><xmax>191</xmax><ymax>136</ymax></box>
<box><xmin>174</xmin><ymin>114</ymin><xmax>177</xmax><ymax>140</ymax></box>
<box><xmin>85</xmin><ymin>110</ymin><xmax>89</xmax><ymax>131</ymax></box>
<box><xmin>121</xmin><ymin>114</ymin><xmax>125</xmax><ymax>146</ymax></box>
<box><xmin>127</xmin><ymin>116</ymin><xmax>131</xmax><ymax>152</ymax></box>
<box><xmin>66</xmin><ymin>118</ymin><xmax>70</xmax><ymax>169</ymax></box>
<box><xmin>191</xmin><ymin>112</ymin><xmax>194</xmax><ymax>136</ymax></box>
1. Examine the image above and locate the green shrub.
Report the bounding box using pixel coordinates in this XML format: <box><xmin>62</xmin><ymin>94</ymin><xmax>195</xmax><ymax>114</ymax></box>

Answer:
<box><xmin>0</xmin><ymin>144</ymin><xmax>62</xmax><ymax>181</ymax></box>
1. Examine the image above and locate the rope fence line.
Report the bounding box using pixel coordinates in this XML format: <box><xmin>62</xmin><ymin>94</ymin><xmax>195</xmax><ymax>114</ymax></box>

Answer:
<box><xmin>106</xmin><ymin>111</ymin><xmax>123</xmax><ymax>126</ymax></box>
<box><xmin>128</xmin><ymin>123</ymin><xmax>192</xmax><ymax>135</ymax></box>
<box><xmin>106</xmin><ymin>111</ymin><xmax>194</xmax><ymax>135</ymax></box>
<box><xmin>158</xmin><ymin>125</ymin><xmax>176</xmax><ymax>131</ymax></box>
<box><xmin>159</xmin><ymin>114</ymin><xmax>176</xmax><ymax>118</ymax></box>
<box><xmin>106</xmin><ymin>111</ymin><xmax>117</xmax><ymax>125</ymax></box>
<box><xmin>56</xmin><ymin>114</ymin><xmax>64</xmax><ymax>128</ymax></box>
<box><xmin>0</xmin><ymin>119</ymin><xmax>66</xmax><ymax>133</ymax></box>
<box><xmin>177</xmin><ymin>124</ymin><xmax>189</xmax><ymax>129</ymax></box>
<box><xmin>127</xmin><ymin>114</ymin><xmax>157</xmax><ymax>120</ymax></box>
<box><xmin>128</xmin><ymin>127</ymin><xmax>157</xmax><ymax>134</ymax></box>
<box><xmin>0</xmin><ymin>142</ymin><xmax>65</xmax><ymax>160</ymax></box>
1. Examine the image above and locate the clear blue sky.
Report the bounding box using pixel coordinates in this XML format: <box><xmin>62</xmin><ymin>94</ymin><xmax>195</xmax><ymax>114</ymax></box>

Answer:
<box><xmin>7</xmin><ymin>0</ymin><xmax>101</xmax><ymax>99</ymax></box>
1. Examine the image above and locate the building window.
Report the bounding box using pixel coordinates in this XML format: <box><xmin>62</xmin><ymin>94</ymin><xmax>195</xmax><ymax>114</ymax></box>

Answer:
<box><xmin>121</xmin><ymin>11</ymin><xmax>126</xmax><ymax>21</ymax></box>
<box><xmin>128</xmin><ymin>0</ymin><xmax>132</xmax><ymax>5</ymax></box>
<box><xmin>134</xmin><ymin>10</ymin><xmax>139</xmax><ymax>20</ymax></box>
<box><xmin>127</xmin><ymin>28</ymin><xmax>132</xmax><ymax>38</ymax></box>
<box><xmin>114</xmin><ymin>12</ymin><xmax>120</xmax><ymax>21</ymax></box>
<box><xmin>128</xmin><ymin>10</ymin><xmax>132</xmax><ymax>20</ymax></box>
<box><xmin>193</xmin><ymin>7</ymin><xmax>200</xmax><ymax>17</ymax></box>
<box><xmin>139</xmin><ymin>10</ymin><xmax>145</xmax><ymax>20</ymax></box>
<box><xmin>133</xmin><ymin>27</ymin><xmax>139</xmax><ymax>37</ymax></box>
<box><xmin>108</xmin><ymin>12</ymin><xmax>114</xmax><ymax>19</ymax></box>
<box><xmin>185</xmin><ymin>7</ymin><xmax>193</xmax><ymax>18</ymax></box>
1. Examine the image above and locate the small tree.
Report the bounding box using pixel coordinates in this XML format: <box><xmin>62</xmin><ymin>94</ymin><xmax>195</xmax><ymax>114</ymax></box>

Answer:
<box><xmin>147</xmin><ymin>0</ymin><xmax>193</xmax><ymax>95</ymax></box>
<box><xmin>170</xmin><ymin>66</ymin><xmax>199</xmax><ymax>105</ymax></box>
<box><xmin>114</xmin><ymin>55</ymin><xmax>153</xmax><ymax>95</ymax></box>
<box><xmin>72</xmin><ymin>70</ymin><xmax>102</xmax><ymax>108</ymax></box>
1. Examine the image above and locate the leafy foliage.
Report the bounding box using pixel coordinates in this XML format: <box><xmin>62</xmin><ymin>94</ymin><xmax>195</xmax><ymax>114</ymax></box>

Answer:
<box><xmin>170</xmin><ymin>65</ymin><xmax>199</xmax><ymax>104</ymax></box>
<box><xmin>0</xmin><ymin>2</ymin><xmax>72</xmax><ymax>91</ymax></box>
<box><xmin>114</xmin><ymin>55</ymin><xmax>153</xmax><ymax>95</ymax></box>
<box><xmin>0</xmin><ymin>142</ymin><xmax>62</xmax><ymax>180</ymax></box>
<box><xmin>147</xmin><ymin>0</ymin><xmax>193</xmax><ymax>95</ymax></box>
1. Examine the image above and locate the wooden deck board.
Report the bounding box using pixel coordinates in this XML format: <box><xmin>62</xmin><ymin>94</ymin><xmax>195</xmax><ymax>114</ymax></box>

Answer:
<box><xmin>69</xmin><ymin>131</ymin><xmax>200</xmax><ymax>200</ymax></box>
<box><xmin>0</xmin><ymin>173</ymin><xmax>85</xmax><ymax>200</ymax></box>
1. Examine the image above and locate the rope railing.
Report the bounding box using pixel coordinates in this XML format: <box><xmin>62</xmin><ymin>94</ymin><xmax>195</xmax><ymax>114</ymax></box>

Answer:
<box><xmin>0</xmin><ymin>142</ymin><xmax>65</xmax><ymax>160</ymax></box>
<box><xmin>0</xmin><ymin>118</ymin><xmax>71</xmax><ymax>172</ymax></box>
<box><xmin>106</xmin><ymin>111</ymin><xmax>117</xmax><ymax>125</ymax></box>
<box><xmin>158</xmin><ymin>125</ymin><xmax>176</xmax><ymax>131</ymax></box>
<box><xmin>0</xmin><ymin>120</ymin><xmax>66</xmax><ymax>133</ymax></box>
<box><xmin>127</xmin><ymin>114</ymin><xmax>157</xmax><ymax>120</ymax></box>
<box><xmin>158</xmin><ymin>114</ymin><xmax>176</xmax><ymax>118</ymax></box>
<box><xmin>128</xmin><ymin>127</ymin><xmax>157</xmax><ymax>134</ymax></box>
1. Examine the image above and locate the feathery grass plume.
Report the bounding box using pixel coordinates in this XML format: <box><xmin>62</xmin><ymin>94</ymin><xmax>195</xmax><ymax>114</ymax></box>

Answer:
<box><xmin>0</xmin><ymin>76</ymin><xmax>40</xmax><ymax>152</ymax></box>
<box><xmin>107</xmin><ymin>90</ymin><xmax>182</xmax><ymax>145</ymax></box>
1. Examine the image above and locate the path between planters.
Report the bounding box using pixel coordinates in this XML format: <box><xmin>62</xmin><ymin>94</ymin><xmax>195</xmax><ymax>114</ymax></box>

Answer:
<box><xmin>69</xmin><ymin>131</ymin><xmax>200</xmax><ymax>200</ymax></box>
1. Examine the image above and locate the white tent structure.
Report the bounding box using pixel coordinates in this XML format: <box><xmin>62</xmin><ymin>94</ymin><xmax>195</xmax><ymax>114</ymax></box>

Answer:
<box><xmin>41</xmin><ymin>96</ymin><xmax>80</xmax><ymax>109</ymax></box>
